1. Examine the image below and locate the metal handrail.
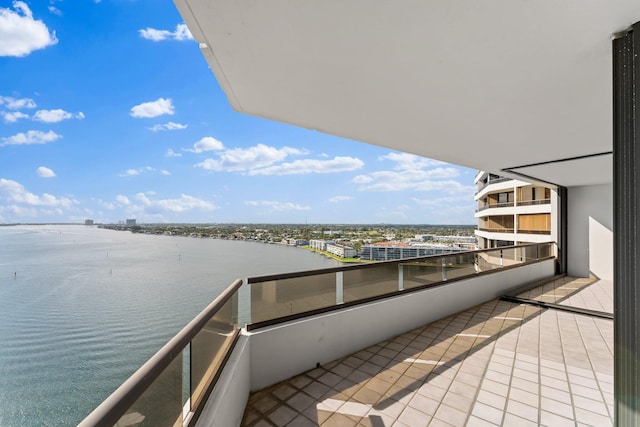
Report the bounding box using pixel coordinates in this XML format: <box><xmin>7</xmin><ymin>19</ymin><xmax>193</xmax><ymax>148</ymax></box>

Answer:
<box><xmin>78</xmin><ymin>278</ymin><xmax>243</xmax><ymax>427</ymax></box>
<box><xmin>247</xmin><ymin>242</ymin><xmax>546</xmax><ymax>284</ymax></box>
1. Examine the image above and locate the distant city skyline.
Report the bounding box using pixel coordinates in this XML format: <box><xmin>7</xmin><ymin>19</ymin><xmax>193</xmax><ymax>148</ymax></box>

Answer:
<box><xmin>0</xmin><ymin>1</ymin><xmax>476</xmax><ymax>225</ymax></box>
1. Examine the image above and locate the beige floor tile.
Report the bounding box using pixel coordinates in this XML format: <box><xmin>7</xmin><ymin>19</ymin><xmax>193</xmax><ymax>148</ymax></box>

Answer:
<box><xmin>241</xmin><ymin>278</ymin><xmax>613</xmax><ymax>427</ymax></box>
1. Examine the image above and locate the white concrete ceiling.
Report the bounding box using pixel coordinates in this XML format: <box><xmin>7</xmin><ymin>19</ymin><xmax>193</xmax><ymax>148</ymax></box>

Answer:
<box><xmin>174</xmin><ymin>0</ymin><xmax>640</xmax><ymax>187</ymax></box>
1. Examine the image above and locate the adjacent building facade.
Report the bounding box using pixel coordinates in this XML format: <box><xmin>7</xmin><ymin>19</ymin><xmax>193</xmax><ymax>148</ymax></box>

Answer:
<box><xmin>474</xmin><ymin>171</ymin><xmax>558</xmax><ymax>250</ymax></box>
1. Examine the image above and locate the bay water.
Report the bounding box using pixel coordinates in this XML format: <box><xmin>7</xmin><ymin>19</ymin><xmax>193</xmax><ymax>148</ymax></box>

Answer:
<box><xmin>0</xmin><ymin>225</ymin><xmax>341</xmax><ymax>426</ymax></box>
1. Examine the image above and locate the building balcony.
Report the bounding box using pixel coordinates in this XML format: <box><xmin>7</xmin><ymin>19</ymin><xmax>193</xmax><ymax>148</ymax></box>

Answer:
<box><xmin>78</xmin><ymin>243</ymin><xmax>571</xmax><ymax>427</ymax></box>
<box><xmin>517</xmin><ymin>228</ymin><xmax>552</xmax><ymax>235</ymax></box>
<box><xmin>243</xmin><ymin>276</ymin><xmax>612</xmax><ymax>426</ymax></box>
<box><xmin>476</xmin><ymin>202</ymin><xmax>515</xmax><ymax>213</ymax></box>
<box><xmin>478</xmin><ymin>227</ymin><xmax>515</xmax><ymax>234</ymax></box>
<box><xmin>475</xmin><ymin>177</ymin><xmax>513</xmax><ymax>194</ymax></box>
<box><xmin>517</xmin><ymin>198</ymin><xmax>551</xmax><ymax>207</ymax></box>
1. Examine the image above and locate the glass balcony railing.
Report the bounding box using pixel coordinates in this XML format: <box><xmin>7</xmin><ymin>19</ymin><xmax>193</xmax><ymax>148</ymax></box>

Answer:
<box><xmin>245</xmin><ymin>242</ymin><xmax>554</xmax><ymax>329</ymax></box>
<box><xmin>517</xmin><ymin>198</ymin><xmax>551</xmax><ymax>206</ymax></box>
<box><xmin>78</xmin><ymin>279</ymin><xmax>242</xmax><ymax>427</ymax></box>
<box><xmin>476</xmin><ymin>202</ymin><xmax>515</xmax><ymax>212</ymax></box>
<box><xmin>478</xmin><ymin>227</ymin><xmax>515</xmax><ymax>233</ymax></box>
<box><xmin>78</xmin><ymin>242</ymin><xmax>555</xmax><ymax>426</ymax></box>
<box><xmin>517</xmin><ymin>228</ymin><xmax>552</xmax><ymax>235</ymax></box>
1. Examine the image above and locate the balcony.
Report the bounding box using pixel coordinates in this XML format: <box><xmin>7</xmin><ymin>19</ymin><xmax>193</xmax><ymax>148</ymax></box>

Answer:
<box><xmin>475</xmin><ymin>177</ymin><xmax>513</xmax><ymax>194</ymax></box>
<box><xmin>476</xmin><ymin>202</ymin><xmax>515</xmax><ymax>213</ymax></box>
<box><xmin>243</xmin><ymin>276</ymin><xmax>612</xmax><ymax>426</ymax></box>
<box><xmin>478</xmin><ymin>227</ymin><xmax>515</xmax><ymax>234</ymax></box>
<box><xmin>517</xmin><ymin>198</ymin><xmax>551</xmax><ymax>207</ymax></box>
<box><xmin>517</xmin><ymin>228</ymin><xmax>552</xmax><ymax>235</ymax></box>
<box><xmin>79</xmin><ymin>243</ymin><xmax>561</xmax><ymax>426</ymax></box>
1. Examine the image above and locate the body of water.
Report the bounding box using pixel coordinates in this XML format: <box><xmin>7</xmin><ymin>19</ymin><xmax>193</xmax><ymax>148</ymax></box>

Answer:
<box><xmin>0</xmin><ymin>225</ymin><xmax>341</xmax><ymax>426</ymax></box>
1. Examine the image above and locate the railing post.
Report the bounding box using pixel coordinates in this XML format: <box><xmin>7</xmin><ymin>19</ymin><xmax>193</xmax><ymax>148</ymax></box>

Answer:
<box><xmin>442</xmin><ymin>257</ymin><xmax>447</xmax><ymax>281</ymax></box>
<box><xmin>398</xmin><ymin>264</ymin><xmax>404</xmax><ymax>290</ymax></box>
<box><xmin>336</xmin><ymin>271</ymin><xmax>344</xmax><ymax>304</ymax></box>
<box><xmin>500</xmin><ymin>250</ymin><xmax>503</xmax><ymax>267</ymax></box>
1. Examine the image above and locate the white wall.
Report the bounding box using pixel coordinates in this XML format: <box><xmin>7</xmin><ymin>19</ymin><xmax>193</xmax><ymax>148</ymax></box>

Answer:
<box><xmin>567</xmin><ymin>184</ymin><xmax>613</xmax><ymax>279</ymax></box>
<box><xmin>247</xmin><ymin>259</ymin><xmax>555</xmax><ymax>391</ymax></box>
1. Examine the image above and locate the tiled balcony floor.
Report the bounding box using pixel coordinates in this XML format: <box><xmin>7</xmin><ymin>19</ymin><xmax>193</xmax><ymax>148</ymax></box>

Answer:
<box><xmin>241</xmin><ymin>277</ymin><xmax>613</xmax><ymax>426</ymax></box>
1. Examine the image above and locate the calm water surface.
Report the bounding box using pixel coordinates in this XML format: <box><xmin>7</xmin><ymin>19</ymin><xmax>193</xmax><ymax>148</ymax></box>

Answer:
<box><xmin>0</xmin><ymin>225</ymin><xmax>341</xmax><ymax>426</ymax></box>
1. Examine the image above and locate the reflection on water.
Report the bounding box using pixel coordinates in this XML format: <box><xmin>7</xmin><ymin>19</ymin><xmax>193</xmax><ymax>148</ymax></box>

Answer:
<box><xmin>0</xmin><ymin>225</ymin><xmax>340</xmax><ymax>427</ymax></box>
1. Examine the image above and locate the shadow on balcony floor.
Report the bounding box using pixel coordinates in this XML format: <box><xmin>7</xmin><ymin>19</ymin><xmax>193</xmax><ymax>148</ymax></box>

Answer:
<box><xmin>241</xmin><ymin>277</ymin><xmax>613</xmax><ymax>427</ymax></box>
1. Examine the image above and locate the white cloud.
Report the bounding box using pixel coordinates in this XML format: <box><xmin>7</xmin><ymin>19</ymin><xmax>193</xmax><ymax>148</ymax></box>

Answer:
<box><xmin>148</xmin><ymin>121</ymin><xmax>187</xmax><ymax>131</ymax></box>
<box><xmin>115</xmin><ymin>195</ymin><xmax>130</xmax><ymax>206</ymax></box>
<box><xmin>130</xmin><ymin>98</ymin><xmax>174</xmax><ymax>118</ymax></box>
<box><xmin>249</xmin><ymin>156</ymin><xmax>363</xmax><ymax>176</ymax></box>
<box><xmin>352</xmin><ymin>175</ymin><xmax>373</xmax><ymax>184</ymax></box>
<box><xmin>3</xmin><ymin>111</ymin><xmax>29</xmax><ymax>123</ymax></box>
<box><xmin>1</xmin><ymin>130</ymin><xmax>61</xmax><ymax>146</ymax></box>
<box><xmin>139</xmin><ymin>23</ymin><xmax>193</xmax><ymax>42</ymax></box>
<box><xmin>329</xmin><ymin>196</ymin><xmax>351</xmax><ymax>203</ymax></box>
<box><xmin>36</xmin><ymin>166</ymin><xmax>55</xmax><ymax>178</ymax></box>
<box><xmin>245</xmin><ymin>200</ymin><xmax>310</xmax><ymax>212</ymax></box>
<box><xmin>195</xmin><ymin>144</ymin><xmax>305</xmax><ymax>172</ymax></box>
<box><xmin>0</xmin><ymin>2</ymin><xmax>58</xmax><ymax>57</ymax></box>
<box><xmin>0</xmin><ymin>178</ymin><xmax>76</xmax><ymax>208</ymax></box>
<box><xmin>411</xmin><ymin>196</ymin><xmax>476</xmax><ymax>224</ymax></box>
<box><xmin>48</xmin><ymin>6</ymin><xmax>62</xmax><ymax>16</ymax></box>
<box><xmin>160</xmin><ymin>170</ymin><xmax>170</xmax><ymax>176</ymax></box>
<box><xmin>118</xmin><ymin>166</ymin><xmax>155</xmax><ymax>177</ymax></box>
<box><xmin>0</xmin><ymin>96</ymin><xmax>36</xmax><ymax>109</ymax></box>
<box><xmin>134</xmin><ymin>193</ymin><xmax>215</xmax><ymax>213</ymax></box>
<box><xmin>353</xmin><ymin>168</ymin><xmax>463</xmax><ymax>192</ymax></box>
<box><xmin>33</xmin><ymin>109</ymin><xmax>84</xmax><ymax>123</ymax></box>
<box><xmin>165</xmin><ymin>148</ymin><xmax>182</xmax><ymax>158</ymax></box>
<box><xmin>379</xmin><ymin>152</ymin><xmax>444</xmax><ymax>170</ymax></box>
<box><xmin>185</xmin><ymin>136</ymin><xmax>224</xmax><ymax>153</ymax></box>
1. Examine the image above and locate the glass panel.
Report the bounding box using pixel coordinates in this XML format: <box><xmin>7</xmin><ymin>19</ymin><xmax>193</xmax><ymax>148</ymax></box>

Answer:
<box><xmin>402</xmin><ymin>258</ymin><xmax>443</xmax><ymax>289</ymax></box>
<box><xmin>191</xmin><ymin>292</ymin><xmax>239</xmax><ymax>409</ymax></box>
<box><xmin>116</xmin><ymin>353</ymin><xmax>183</xmax><ymax>427</ymax></box>
<box><xmin>523</xmin><ymin>244</ymin><xmax>540</xmax><ymax>261</ymax></box>
<box><xmin>343</xmin><ymin>264</ymin><xmax>399</xmax><ymax>302</ymax></box>
<box><xmin>250</xmin><ymin>272</ymin><xmax>336</xmax><ymax>324</ymax></box>
<box><xmin>477</xmin><ymin>250</ymin><xmax>502</xmax><ymax>272</ymax></box>
<box><xmin>501</xmin><ymin>248</ymin><xmax>521</xmax><ymax>267</ymax></box>
<box><xmin>538</xmin><ymin>243</ymin><xmax>551</xmax><ymax>259</ymax></box>
<box><xmin>443</xmin><ymin>253</ymin><xmax>476</xmax><ymax>280</ymax></box>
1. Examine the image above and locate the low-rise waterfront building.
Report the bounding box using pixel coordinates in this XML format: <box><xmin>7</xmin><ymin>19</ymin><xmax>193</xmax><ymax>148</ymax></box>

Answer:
<box><xmin>308</xmin><ymin>239</ymin><xmax>335</xmax><ymax>251</ymax></box>
<box><xmin>360</xmin><ymin>243</ymin><xmax>465</xmax><ymax>261</ymax></box>
<box><xmin>325</xmin><ymin>243</ymin><xmax>356</xmax><ymax>258</ymax></box>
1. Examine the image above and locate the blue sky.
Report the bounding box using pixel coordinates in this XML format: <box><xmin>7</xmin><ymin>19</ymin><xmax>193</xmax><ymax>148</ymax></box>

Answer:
<box><xmin>0</xmin><ymin>1</ymin><xmax>476</xmax><ymax>225</ymax></box>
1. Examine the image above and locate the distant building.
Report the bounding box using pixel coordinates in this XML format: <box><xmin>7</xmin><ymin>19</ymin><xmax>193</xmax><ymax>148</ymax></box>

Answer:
<box><xmin>126</xmin><ymin>219</ymin><xmax>137</xmax><ymax>227</ymax></box>
<box><xmin>285</xmin><ymin>238</ymin><xmax>309</xmax><ymax>246</ymax></box>
<box><xmin>360</xmin><ymin>244</ymin><xmax>465</xmax><ymax>261</ymax></box>
<box><xmin>325</xmin><ymin>243</ymin><xmax>356</xmax><ymax>258</ymax></box>
<box><xmin>309</xmin><ymin>239</ymin><xmax>335</xmax><ymax>251</ymax></box>
<box><xmin>84</xmin><ymin>219</ymin><xmax>94</xmax><ymax>225</ymax></box>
